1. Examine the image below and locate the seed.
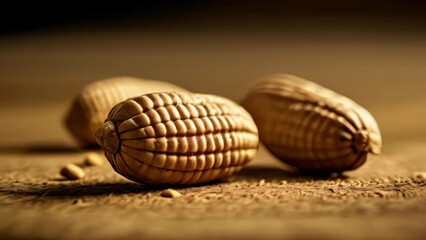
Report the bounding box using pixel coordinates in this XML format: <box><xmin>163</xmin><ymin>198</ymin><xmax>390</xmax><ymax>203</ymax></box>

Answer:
<box><xmin>374</xmin><ymin>191</ymin><xmax>388</xmax><ymax>198</ymax></box>
<box><xmin>64</xmin><ymin>77</ymin><xmax>188</xmax><ymax>146</ymax></box>
<box><xmin>412</xmin><ymin>171</ymin><xmax>426</xmax><ymax>179</ymax></box>
<box><xmin>73</xmin><ymin>199</ymin><xmax>84</xmax><ymax>205</ymax></box>
<box><xmin>160</xmin><ymin>189</ymin><xmax>182</xmax><ymax>198</ymax></box>
<box><xmin>60</xmin><ymin>164</ymin><xmax>85</xmax><ymax>180</ymax></box>
<box><xmin>241</xmin><ymin>74</ymin><xmax>382</xmax><ymax>172</ymax></box>
<box><xmin>83</xmin><ymin>152</ymin><xmax>105</xmax><ymax>167</ymax></box>
<box><xmin>96</xmin><ymin>92</ymin><xmax>259</xmax><ymax>185</ymax></box>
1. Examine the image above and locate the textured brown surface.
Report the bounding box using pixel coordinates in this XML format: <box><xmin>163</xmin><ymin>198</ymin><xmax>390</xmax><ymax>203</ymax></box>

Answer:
<box><xmin>0</xmin><ymin>104</ymin><xmax>425</xmax><ymax>239</ymax></box>
<box><xmin>1</xmin><ymin>25</ymin><xmax>426</xmax><ymax>239</ymax></box>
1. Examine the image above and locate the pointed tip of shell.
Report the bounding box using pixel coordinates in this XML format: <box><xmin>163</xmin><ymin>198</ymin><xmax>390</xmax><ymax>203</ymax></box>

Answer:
<box><xmin>96</xmin><ymin>121</ymin><xmax>120</xmax><ymax>155</ymax></box>
<box><xmin>353</xmin><ymin>130</ymin><xmax>382</xmax><ymax>155</ymax></box>
<box><xmin>64</xmin><ymin>99</ymin><xmax>97</xmax><ymax>145</ymax></box>
<box><xmin>368</xmin><ymin>132</ymin><xmax>382</xmax><ymax>155</ymax></box>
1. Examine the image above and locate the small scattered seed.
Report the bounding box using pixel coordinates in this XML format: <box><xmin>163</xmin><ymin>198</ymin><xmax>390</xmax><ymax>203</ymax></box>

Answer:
<box><xmin>60</xmin><ymin>164</ymin><xmax>85</xmax><ymax>180</ymax></box>
<box><xmin>84</xmin><ymin>152</ymin><xmax>105</xmax><ymax>167</ymax></box>
<box><xmin>412</xmin><ymin>171</ymin><xmax>426</xmax><ymax>179</ymax></box>
<box><xmin>374</xmin><ymin>190</ymin><xmax>388</xmax><ymax>198</ymax></box>
<box><xmin>160</xmin><ymin>189</ymin><xmax>182</xmax><ymax>198</ymax></box>
<box><xmin>382</xmin><ymin>178</ymin><xmax>391</xmax><ymax>183</ymax></box>
<box><xmin>73</xmin><ymin>199</ymin><xmax>84</xmax><ymax>205</ymax></box>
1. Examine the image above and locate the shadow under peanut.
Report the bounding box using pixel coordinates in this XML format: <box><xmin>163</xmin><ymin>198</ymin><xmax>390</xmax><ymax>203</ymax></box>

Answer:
<box><xmin>1</xmin><ymin>179</ymin><xmax>226</xmax><ymax>198</ymax></box>
<box><xmin>0</xmin><ymin>142</ymin><xmax>98</xmax><ymax>154</ymax></box>
<box><xmin>0</xmin><ymin>182</ymin><xmax>155</xmax><ymax>198</ymax></box>
<box><xmin>235</xmin><ymin>165</ymin><xmax>349</xmax><ymax>183</ymax></box>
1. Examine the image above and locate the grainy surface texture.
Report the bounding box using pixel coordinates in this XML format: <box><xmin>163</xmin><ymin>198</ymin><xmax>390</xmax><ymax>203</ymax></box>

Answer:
<box><xmin>0</xmin><ymin>104</ymin><xmax>425</xmax><ymax>240</ymax></box>
<box><xmin>1</xmin><ymin>17</ymin><xmax>426</xmax><ymax>239</ymax></box>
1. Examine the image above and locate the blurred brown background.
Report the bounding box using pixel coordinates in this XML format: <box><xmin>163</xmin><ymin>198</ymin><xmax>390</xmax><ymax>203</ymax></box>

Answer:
<box><xmin>1</xmin><ymin>0</ymin><xmax>426</xmax><ymax>148</ymax></box>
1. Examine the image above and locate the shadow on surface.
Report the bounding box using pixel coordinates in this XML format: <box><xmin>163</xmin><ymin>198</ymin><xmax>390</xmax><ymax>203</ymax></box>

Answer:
<box><xmin>0</xmin><ymin>143</ymin><xmax>97</xmax><ymax>154</ymax></box>
<box><xmin>235</xmin><ymin>165</ymin><xmax>349</xmax><ymax>182</ymax></box>
<box><xmin>0</xmin><ymin>182</ymin><xmax>156</xmax><ymax>197</ymax></box>
<box><xmin>0</xmin><ymin>179</ymin><xmax>225</xmax><ymax>198</ymax></box>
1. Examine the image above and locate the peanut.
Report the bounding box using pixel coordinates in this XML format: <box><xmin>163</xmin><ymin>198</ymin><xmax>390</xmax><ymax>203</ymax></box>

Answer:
<box><xmin>64</xmin><ymin>77</ymin><xmax>188</xmax><ymax>146</ymax></box>
<box><xmin>96</xmin><ymin>92</ymin><xmax>259</xmax><ymax>185</ymax></box>
<box><xmin>241</xmin><ymin>74</ymin><xmax>382</xmax><ymax>172</ymax></box>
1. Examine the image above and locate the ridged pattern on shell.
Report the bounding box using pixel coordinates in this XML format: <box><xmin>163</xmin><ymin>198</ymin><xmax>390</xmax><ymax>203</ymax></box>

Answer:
<box><xmin>241</xmin><ymin>74</ymin><xmax>382</xmax><ymax>172</ymax></box>
<box><xmin>65</xmin><ymin>77</ymin><xmax>188</xmax><ymax>145</ymax></box>
<box><xmin>96</xmin><ymin>92</ymin><xmax>259</xmax><ymax>185</ymax></box>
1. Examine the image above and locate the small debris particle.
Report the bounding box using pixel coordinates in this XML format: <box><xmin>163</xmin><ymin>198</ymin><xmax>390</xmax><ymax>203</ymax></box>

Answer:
<box><xmin>160</xmin><ymin>189</ymin><xmax>182</xmax><ymax>198</ymax></box>
<box><xmin>84</xmin><ymin>152</ymin><xmax>105</xmax><ymax>167</ymax></box>
<box><xmin>382</xmin><ymin>178</ymin><xmax>391</xmax><ymax>183</ymax></box>
<box><xmin>258</xmin><ymin>179</ymin><xmax>266</xmax><ymax>186</ymax></box>
<box><xmin>412</xmin><ymin>171</ymin><xmax>426</xmax><ymax>179</ymax></box>
<box><xmin>73</xmin><ymin>199</ymin><xmax>84</xmax><ymax>205</ymax></box>
<box><xmin>204</xmin><ymin>193</ymin><xmax>219</xmax><ymax>199</ymax></box>
<box><xmin>374</xmin><ymin>191</ymin><xmax>388</xmax><ymax>198</ymax></box>
<box><xmin>280</xmin><ymin>180</ymin><xmax>288</xmax><ymax>185</ymax></box>
<box><xmin>60</xmin><ymin>164</ymin><xmax>85</xmax><ymax>180</ymax></box>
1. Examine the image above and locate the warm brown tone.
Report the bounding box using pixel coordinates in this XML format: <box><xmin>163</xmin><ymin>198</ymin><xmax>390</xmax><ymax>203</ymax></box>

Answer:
<box><xmin>1</xmin><ymin>7</ymin><xmax>425</xmax><ymax>238</ymax></box>
<box><xmin>65</xmin><ymin>77</ymin><xmax>188</xmax><ymax>146</ymax></box>
<box><xmin>0</xmin><ymin>144</ymin><xmax>424</xmax><ymax>239</ymax></box>
<box><xmin>96</xmin><ymin>92</ymin><xmax>259</xmax><ymax>185</ymax></box>
<box><xmin>242</xmin><ymin>74</ymin><xmax>382</xmax><ymax>172</ymax></box>
<box><xmin>160</xmin><ymin>189</ymin><xmax>182</xmax><ymax>198</ymax></box>
<box><xmin>59</xmin><ymin>164</ymin><xmax>85</xmax><ymax>180</ymax></box>
<box><xmin>83</xmin><ymin>153</ymin><xmax>106</xmax><ymax>167</ymax></box>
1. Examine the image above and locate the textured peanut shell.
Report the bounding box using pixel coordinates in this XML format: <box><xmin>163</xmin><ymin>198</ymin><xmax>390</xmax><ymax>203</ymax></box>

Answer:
<box><xmin>241</xmin><ymin>74</ymin><xmax>382</xmax><ymax>172</ymax></box>
<box><xmin>96</xmin><ymin>92</ymin><xmax>259</xmax><ymax>185</ymax></box>
<box><xmin>65</xmin><ymin>77</ymin><xmax>188</xmax><ymax>146</ymax></box>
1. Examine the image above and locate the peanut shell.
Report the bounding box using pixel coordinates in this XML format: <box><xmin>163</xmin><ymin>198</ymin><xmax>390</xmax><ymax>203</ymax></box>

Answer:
<box><xmin>96</xmin><ymin>92</ymin><xmax>259</xmax><ymax>185</ymax></box>
<box><xmin>64</xmin><ymin>77</ymin><xmax>188</xmax><ymax>146</ymax></box>
<box><xmin>241</xmin><ymin>74</ymin><xmax>382</xmax><ymax>172</ymax></box>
